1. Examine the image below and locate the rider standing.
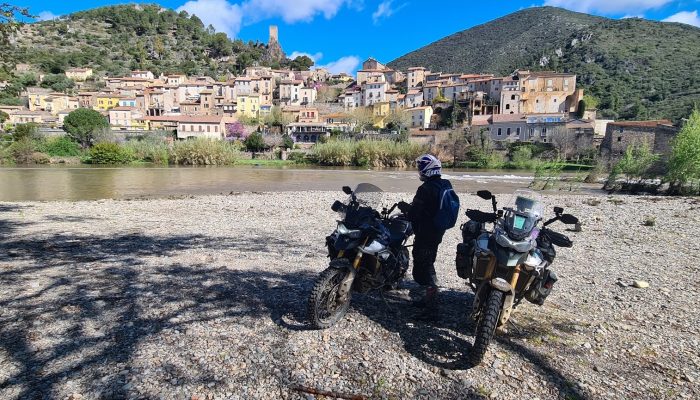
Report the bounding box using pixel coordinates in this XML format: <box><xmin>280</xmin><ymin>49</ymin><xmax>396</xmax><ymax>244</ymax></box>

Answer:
<box><xmin>399</xmin><ymin>154</ymin><xmax>456</xmax><ymax>319</ymax></box>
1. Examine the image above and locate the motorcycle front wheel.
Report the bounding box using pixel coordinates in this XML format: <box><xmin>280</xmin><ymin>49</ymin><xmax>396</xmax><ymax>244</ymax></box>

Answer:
<box><xmin>469</xmin><ymin>289</ymin><xmax>504</xmax><ymax>366</ymax></box>
<box><xmin>308</xmin><ymin>267</ymin><xmax>352</xmax><ymax>329</ymax></box>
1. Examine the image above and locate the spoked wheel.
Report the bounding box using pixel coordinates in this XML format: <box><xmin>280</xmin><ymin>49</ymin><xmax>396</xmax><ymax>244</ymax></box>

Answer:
<box><xmin>308</xmin><ymin>267</ymin><xmax>352</xmax><ymax>329</ymax></box>
<box><xmin>469</xmin><ymin>289</ymin><xmax>504</xmax><ymax>366</ymax></box>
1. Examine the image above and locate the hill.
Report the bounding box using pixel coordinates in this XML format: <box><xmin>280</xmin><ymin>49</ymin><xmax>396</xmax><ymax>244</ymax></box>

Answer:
<box><xmin>2</xmin><ymin>3</ymin><xmax>269</xmax><ymax>79</ymax></box>
<box><xmin>389</xmin><ymin>7</ymin><xmax>700</xmax><ymax>122</ymax></box>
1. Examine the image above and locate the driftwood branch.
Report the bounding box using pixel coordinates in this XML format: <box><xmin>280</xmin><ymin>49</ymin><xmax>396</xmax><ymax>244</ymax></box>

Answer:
<box><xmin>291</xmin><ymin>385</ymin><xmax>368</xmax><ymax>400</ymax></box>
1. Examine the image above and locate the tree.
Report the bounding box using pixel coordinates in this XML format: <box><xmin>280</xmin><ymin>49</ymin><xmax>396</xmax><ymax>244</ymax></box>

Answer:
<box><xmin>63</xmin><ymin>108</ymin><xmax>109</xmax><ymax>148</ymax></box>
<box><xmin>0</xmin><ymin>110</ymin><xmax>8</xmax><ymax>123</ymax></box>
<box><xmin>225</xmin><ymin>121</ymin><xmax>248</xmax><ymax>140</ymax></box>
<box><xmin>549</xmin><ymin>125</ymin><xmax>578</xmax><ymax>160</ymax></box>
<box><xmin>608</xmin><ymin>141</ymin><xmax>659</xmax><ymax>186</ymax></box>
<box><xmin>263</xmin><ymin>106</ymin><xmax>293</xmax><ymax>130</ymax></box>
<box><xmin>350</xmin><ymin>107</ymin><xmax>373</xmax><ymax>133</ymax></box>
<box><xmin>1</xmin><ymin>4</ymin><xmax>33</xmax><ymax>45</ymax></box>
<box><xmin>667</xmin><ymin>107</ymin><xmax>700</xmax><ymax>194</ymax></box>
<box><xmin>244</xmin><ymin>132</ymin><xmax>266</xmax><ymax>152</ymax></box>
<box><xmin>281</xmin><ymin>134</ymin><xmax>294</xmax><ymax>150</ymax></box>
<box><xmin>289</xmin><ymin>55</ymin><xmax>314</xmax><ymax>71</ymax></box>
<box><xmin>317</xmin><ymin>86</ymin><xmax>340</xmax><ymax>103</ymax></box>
<box><xmin>208</xmin><ymin>32</ymin><xmax>233</xmax><ymax>58</ymax></box>
<box><xmin>13</xmin><ymin>122</ymin><xmax>38</xmax><ymax>140</ymax></box>
<box><xmin>384</xmin><ymin>108</ymin><xmax>411</xmax><ymax>133</ymax></box>
<box><xmin>40</xmin><ymin>74</ymin><xmax>75</xmax><ymax>92</ymax></box>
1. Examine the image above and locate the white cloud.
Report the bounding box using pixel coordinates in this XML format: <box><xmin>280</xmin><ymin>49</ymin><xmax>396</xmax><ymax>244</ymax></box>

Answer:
<box><xmin>372</xmin><ymin>0</ymin><xmax>406</xmax><ymax>24</ymax></box>
<box><xmin>177</xmin><ymin>0</ymin><xmax>244</xmax><ymax>37</ymax></box>
<box><xmin>318</xmin><ymin>56</ymin><xmax>360</xmax><ymax>74</ymax></box>
<box><xmin>37</xmin><ymin>11</ymin><xmax>59</xmax><ymax>21</ymax></box>
<box><xmin>544</xmin><ymin>0</ymin><xmax>671</xmax><ymax>14</ymax></box>
<box><xmin>177</xmin><ymin>0</ymin><xmax>353</xmax><ymax>38</ymax></box>
<box><xmin>242</xmin><ymin>0</ymin><xmax>351</xmax><ymax>23</ymax></box>
<box><xmin>289</xmin><ymin>51</ymin><xmax>324</xmax><ymax>62</ymax></box>
<box><xmin>621</xmin><ymin>14</ymin><xmax>644</xmax><ymax>19</ymax></box>
<box><xmin>663</xmin><ymin>10</ymin><xmax>700</xmax><ymax>27</ymax></box>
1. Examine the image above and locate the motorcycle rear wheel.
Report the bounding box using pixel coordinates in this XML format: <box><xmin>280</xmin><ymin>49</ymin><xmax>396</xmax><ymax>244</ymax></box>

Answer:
<box><xmin>469</xmin><ymin>289</ymin><xmax>504</xmax><ymax>366</ymax></box>
<box><xmin>308</xmin><ymin>267</ymin><xmax>352</xmax><ymax>329</ymax></box>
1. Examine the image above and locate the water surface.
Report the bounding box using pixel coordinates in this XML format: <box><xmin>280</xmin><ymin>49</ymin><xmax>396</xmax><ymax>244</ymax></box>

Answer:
<box><xmin>0</xmin><ymin>165</ymin><xmax>595</xmax><ymax>202</ymax></box>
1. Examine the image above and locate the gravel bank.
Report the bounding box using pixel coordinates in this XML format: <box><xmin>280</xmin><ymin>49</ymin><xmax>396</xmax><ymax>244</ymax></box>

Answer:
<box><xmin>1</xmin><ymin>192</ymin><xmax>699</xmax><ymax>400</ymax></box>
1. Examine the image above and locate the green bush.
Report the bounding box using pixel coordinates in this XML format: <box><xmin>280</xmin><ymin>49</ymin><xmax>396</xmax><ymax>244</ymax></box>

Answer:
<box><xmin>87</xmin><ymin>142</ymin><xmax>135</xmax><ymax>164</ymax></box>
<box><xmin>169</xmin><ymin>139</ymin><xmax>238</xmax><ymax>165</ymax></box>
<box><xmin>8</xmin><ymin>139</ymin><xmax>38</xmax><ymax>164</ymax></box>
<box><xmin>36</xmin><ymin>136</ymin><xmax>82</xmax><ymax>157</ymax></box>
<box><xmin>121</xmin><ymin>140</ymin><xmax>170</xmax><ymax>164</ymax></box>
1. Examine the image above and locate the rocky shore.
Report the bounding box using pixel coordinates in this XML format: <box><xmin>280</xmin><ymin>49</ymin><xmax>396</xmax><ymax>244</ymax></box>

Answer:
<box><xmin>1</xmin><ymin>192</ymin><xmax>699</xmax><ymax>399</ymax></box>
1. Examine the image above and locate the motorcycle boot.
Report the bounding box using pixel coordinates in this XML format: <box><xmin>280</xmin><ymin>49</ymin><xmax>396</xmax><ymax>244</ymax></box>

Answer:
<box><xmin>413</xmin><ymin>286</ymin><xmax>439</xmax><ymax>321</ymax></box>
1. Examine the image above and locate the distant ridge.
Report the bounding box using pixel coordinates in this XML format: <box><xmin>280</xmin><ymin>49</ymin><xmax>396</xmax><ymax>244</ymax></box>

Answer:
<box><xmin>389</xmin><ymin>7</ymin><xmax>700</xmax><ymax>122</ymax></box>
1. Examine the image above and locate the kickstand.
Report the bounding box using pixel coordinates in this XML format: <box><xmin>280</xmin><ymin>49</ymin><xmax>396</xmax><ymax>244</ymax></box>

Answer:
<box><xmin>507</xmin><ymin>317</ymin><xmax>524</xmax><ymax>335</ymax></box>
<box><xmin>379</xmin><ymin>290</ymin><xmax>398</xmax><ymax>315</ymax></box>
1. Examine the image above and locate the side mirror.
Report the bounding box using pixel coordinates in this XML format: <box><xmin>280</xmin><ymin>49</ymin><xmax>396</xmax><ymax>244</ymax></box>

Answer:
<box><xmin>342</xmin><ymin>186</ymin><xmax>353</xmax><ymax>195</ymax></box>
<box><xmin>554</xmin><ymin>207</ymin><xmax>564</xmax><ymax>215</ymax></box>
<box><xmin>560</xmin><ymin>214</ymin><xmax>579</xmax><ymax>225</ymax></box>
<box><xmin>331</xmin><ymin>200</ymin><xmax>345</xmax><ymax>212</ymax></box>
<box><xmin>477</xmin><ymin>190</ymin><xmax>493</xmax><ymax>200</ymax></box>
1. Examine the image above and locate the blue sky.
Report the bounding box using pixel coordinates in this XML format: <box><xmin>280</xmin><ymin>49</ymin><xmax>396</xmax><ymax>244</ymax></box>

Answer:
<box><xmin>15</xmin><ymin>0</ymin><xmax>700</xmax><ymax>74</ymax></box>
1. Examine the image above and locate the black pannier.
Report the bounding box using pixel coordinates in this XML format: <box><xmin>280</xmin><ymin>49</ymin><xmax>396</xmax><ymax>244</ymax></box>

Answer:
<box><xmin>456</xmin><ymin>242</ymin><xmax>473</xmax><ymax>279</ymax></box>
<box><xmin>461</xmin><ymin>220</ymin><xmax>481</xmax><ymax>243</ymax></box>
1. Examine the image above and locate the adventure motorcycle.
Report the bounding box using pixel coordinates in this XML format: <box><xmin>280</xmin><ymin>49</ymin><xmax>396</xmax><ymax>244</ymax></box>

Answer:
<box><xmin>308</xmin><ymin>183</ymin><xmax>414</xmax><ymax>329</ymax></box>
<box><xmin>455</xmin><ymin>189</ymin><xmax>579</xmax><ymax>366</ymax></box>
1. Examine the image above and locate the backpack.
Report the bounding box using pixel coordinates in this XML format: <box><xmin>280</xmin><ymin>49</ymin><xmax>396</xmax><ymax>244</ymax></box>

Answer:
<box><xmin>432</xmin><ymin>179</ymin><xmax>460</xmax><ymax>231</ymax></box>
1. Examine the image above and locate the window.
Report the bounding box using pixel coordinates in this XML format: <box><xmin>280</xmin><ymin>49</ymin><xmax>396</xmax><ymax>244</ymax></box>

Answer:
<box><xmin>498</xmin><ymin>128</ymin><xmax>502</xmax><ymax>136</ymax></box>
<box><xmin>516</xmin><ymin>127</ymin><xmax>521</xmax><ymax>136</ymax></box>
<box><xmin>547</xmin><ymin>79</ymin><xmax>553</xmax><ymax>86</ymax></box>
<box><xmin>553</xmin><ymin>98</ymin><xmax>557</xmax><ymax>103</ymax></box>
<box><xmin>207</xmin><ymin>125</ymin><xmax>210</xmax><ymax>132</ymax></box>
<box><xmin>529</xmin><ymin>128</ymin><xmax>534</xmax><ymax>137</ymax></box>
<box><xmin>506</xmin><ymin>104</ymin><xmax>510</xmax><ymax>110</ymax></box>
<box><xmin>511</xmin><ymin>95</ymin><xmax>516</xmax><ymax>100</ymax></box>
<box><xmin>617</xmin><ymin>137</ymin><xmax>622</xmax><ymax>142</ymax></box>
<box><xmin>507</xmin><ymin>128</ymin><xmax>511</xmax><ymax>135</ymax></box>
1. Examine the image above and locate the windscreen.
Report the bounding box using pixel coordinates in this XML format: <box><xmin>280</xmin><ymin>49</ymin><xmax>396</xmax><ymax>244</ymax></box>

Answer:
<box><xmin>348</xmin><ymin>183</ymin><xmax>384</xmax><ymax>210</ymax></box>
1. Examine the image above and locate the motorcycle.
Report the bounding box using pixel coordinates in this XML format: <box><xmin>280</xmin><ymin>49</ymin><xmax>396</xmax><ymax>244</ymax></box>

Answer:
<box><xmin>308</xmin><ymin>183</ymin><xmax>414</xmax><ymax>329</ymax></box>
<box><xmin>455</xmin><ymin>189</ymin><xmax>579</xmax><ymax>366</ymax></box>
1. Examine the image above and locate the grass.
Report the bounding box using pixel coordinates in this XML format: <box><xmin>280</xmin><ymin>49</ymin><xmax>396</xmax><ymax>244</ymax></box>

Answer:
<box><xmin>313</xmin><ymin>139</ymin><xmax>428</xmax><ymax>168</ymax></box>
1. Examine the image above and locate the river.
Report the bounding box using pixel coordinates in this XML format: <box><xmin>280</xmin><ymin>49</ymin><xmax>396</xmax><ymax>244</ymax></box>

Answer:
<box><xmin>0</xmin><ymin>165</ymin><xmax>597</xmax><ymax>202</ymax></box>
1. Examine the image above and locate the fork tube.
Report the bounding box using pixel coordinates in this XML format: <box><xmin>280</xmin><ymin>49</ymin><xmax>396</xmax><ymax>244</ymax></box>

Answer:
<box><xmin>353</xmin><ymin>238</ymin><xmax>369</xmax><ymax>269</ymax></box>
<box><xmin>510</xmin><ymin>265</ymin><xmax>522</xmax><ymax>289</ymax></box>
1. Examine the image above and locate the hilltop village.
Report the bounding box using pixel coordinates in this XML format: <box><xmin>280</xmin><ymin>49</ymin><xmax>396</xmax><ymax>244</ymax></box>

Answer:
<box><xmin>0</xmin><ymin>26</ymin><xmax>678</xmax><ymax>163</ymax></box>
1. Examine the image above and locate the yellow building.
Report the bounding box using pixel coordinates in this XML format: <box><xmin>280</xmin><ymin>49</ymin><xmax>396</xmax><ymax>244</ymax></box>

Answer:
<box><xmin>371</xmin><ymin>102</ymin><xmax>391</xmax><ymax>128</ymax></box>
<box><xmin>26</xmin><ymin>87</ymin><xmax>53</xmax><ymax>111</ymax></box>
<box><xmin>236</xmin><ymin>94</ymin><xmax>261</xmax><ymax>119</ymax></box>
<box><xmin>95</xmin><ymin>94</ymin><xmax>122</xmax><ymax>111</ymax></box>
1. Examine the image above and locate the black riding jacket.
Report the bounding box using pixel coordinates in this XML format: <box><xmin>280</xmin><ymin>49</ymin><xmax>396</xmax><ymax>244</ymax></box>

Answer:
<box><xmin>405</xmin><ymin>175</ymin><xmax>452</xmax><ymax>244</ymax></box>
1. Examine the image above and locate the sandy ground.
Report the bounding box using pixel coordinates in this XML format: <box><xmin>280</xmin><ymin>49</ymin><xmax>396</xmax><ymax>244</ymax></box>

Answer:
<box><xmin>0</xmin><ymin>192</ymin><xmax>699</xmax><ymax>400</ymax></box>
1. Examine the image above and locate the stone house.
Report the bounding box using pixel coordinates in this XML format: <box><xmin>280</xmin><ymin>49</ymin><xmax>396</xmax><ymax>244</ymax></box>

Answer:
<box><xmin>599</xmin><ymin>120</ymin><xmax>677</xmax><ymax>164</ymax></box>
<box><xmin>287</xmin><ymin>122</ymin><xmax>330</xmax><ymax>143</ymax></box>
<box><xmin>131</xmin><ymin>70</ymin><xmax>154</xmax><ymax>80</ymax></box>
<box><xmin>279</xmin><ymin>80</ymin><xmax>303</xmax><ymax>105</ymax></box>
<box><xmin>65</xmin><ymin>68</ymin><xmax>93</xmax><ymax>82</ymax></box>
<box><xmin>407</xmin><ymin>67</ymin><xmax>429</xmax><ymax>88</ymax></box>
<box><xmin>362</xmin><ymin>74</ymin><xmax>387</xmax><ymax>106</ymax></box>
<box><xmin>176</xmin><ymin>115</ymin><xmax>235</xmax><ymax>140</ymax></box>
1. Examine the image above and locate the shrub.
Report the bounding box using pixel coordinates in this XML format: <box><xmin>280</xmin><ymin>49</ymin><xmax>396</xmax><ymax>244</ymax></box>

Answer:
<box><xmin>667</xmin><ymin>107</ymin><xmax>700</xmax><ymax>195</ymax></box>
<box><xmin>31</xmin><ymin>152</ymin><xmax>50</xmax><ymax>164</ymax></box>
<box><xmin>244</xmin><ymin>132</ymin><xmax>266</xmax><ymax>152</ymax></box>
<box><xmin>313</xmin><ymin>140</ymin><xmax>427</xmax><ymax>168</ymax></box>
<box><xmin>121</xmin><ymin>140</ymin><xmax>170</xmax><ymax>164</ymax></box>
<box><xmin>87</xmin><ymin>142</ymin><xmax>134</xmax><ymax>164</ymax></box>
<box><xmin>169</xmin><ymin>139</ymin><xmax>238</xmax><ymax>165</ymax></box>
<box><xmin>8</xmin><ymin>139</ymin><xmax>37</xmax><ymax>164</ymax></box>
<box><xmin>36</xmin><ymin>136</ymin><xmax>82</xmax><ymax>157</ymax></box>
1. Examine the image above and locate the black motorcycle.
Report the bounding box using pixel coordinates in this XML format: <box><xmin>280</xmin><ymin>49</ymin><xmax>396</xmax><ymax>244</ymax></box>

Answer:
<box><xmin>456</xmin><ymin>189</ymin><xmax>579</xmax><ymax>366</ymax></box>
<box><xmin>308</xmin><ymin>183</ymin><xmax>413</xmax><ymax>329</ymax></box>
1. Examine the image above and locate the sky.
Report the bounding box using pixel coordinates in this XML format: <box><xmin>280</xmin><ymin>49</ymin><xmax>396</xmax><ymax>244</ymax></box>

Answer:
<box><xmin>15</xmin><ymin>0</ymin><xmax>700</xmax><ymax>74</ymax></box>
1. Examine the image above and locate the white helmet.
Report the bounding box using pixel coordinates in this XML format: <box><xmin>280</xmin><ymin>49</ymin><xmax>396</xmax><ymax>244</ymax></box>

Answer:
<box><xmin>416</xmin><ymin>154</ymin><xmax>441</xmax><ymax>181</ymax></box>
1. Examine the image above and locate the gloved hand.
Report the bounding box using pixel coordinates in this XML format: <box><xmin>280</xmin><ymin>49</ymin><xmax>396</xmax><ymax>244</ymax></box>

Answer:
<box><xmin>397</xmin><ymin>201</ymin><xmax>411</xmax><ymax>213</ymax></box>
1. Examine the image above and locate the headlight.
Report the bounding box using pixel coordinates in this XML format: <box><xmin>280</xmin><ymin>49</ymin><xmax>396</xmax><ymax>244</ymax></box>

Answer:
<box><xmin>337</xmin><ymin>223</ymin><xmax>362</xmax><ymax>239</ymax></box>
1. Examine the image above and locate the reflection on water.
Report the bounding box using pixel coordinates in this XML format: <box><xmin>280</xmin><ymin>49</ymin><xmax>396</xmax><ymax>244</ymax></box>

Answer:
<box><xmin>0</xmin><ymin>165</ymin><xmax>593</xmax><ymax>202</ymax></box>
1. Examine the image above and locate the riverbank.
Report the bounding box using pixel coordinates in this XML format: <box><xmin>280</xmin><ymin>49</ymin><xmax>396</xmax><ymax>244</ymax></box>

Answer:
<box><xmin>1</xmin><ymin>192</ymin><xmax>698</xmax><ymax>399</ymax></box>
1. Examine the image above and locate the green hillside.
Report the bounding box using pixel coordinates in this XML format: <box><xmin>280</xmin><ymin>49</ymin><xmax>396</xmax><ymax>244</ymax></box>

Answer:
<box><xmin>389</xmin><ymin>7</ymin><xmax>700</xmax><ymax>122</ymax></box>
<box><xmin>2</xmin><ymin>3</ymin><xmax>267</xmax><ymax>78</ymax></box>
